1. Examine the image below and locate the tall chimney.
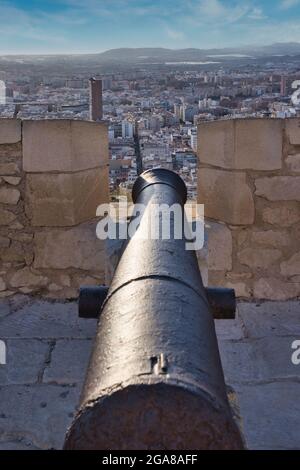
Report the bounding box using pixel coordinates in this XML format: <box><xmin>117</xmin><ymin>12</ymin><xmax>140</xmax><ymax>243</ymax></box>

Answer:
<box><xmin>89</xmin><ymin>77</ymin><xmax>103</xmax><ymax>121</ymax></box>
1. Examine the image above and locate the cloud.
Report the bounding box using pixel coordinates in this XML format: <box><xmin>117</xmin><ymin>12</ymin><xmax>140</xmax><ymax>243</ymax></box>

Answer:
<box><xmin>189</xmin><ymin>0</ymin><xmax>256</xmax><ymax>25</ymax></box>
<box><xmin>166</xmin><ymin>27</ymin><xmax>185</xmax><ymax>40</ymax></box>
<box><xmin>279</xmin><ymin>0</ymin><xmax>300</xmax><ymax>9</ymax></box>
<box><xmin>248</xmin><ymin>7</ymin><xmax>266</xmax><ymax>20</ymax></box>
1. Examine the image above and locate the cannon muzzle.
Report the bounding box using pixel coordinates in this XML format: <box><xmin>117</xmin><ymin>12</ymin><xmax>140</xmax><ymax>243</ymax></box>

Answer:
<box><xmin>64</xmin><ymin>169</ymin><xmax>243</xmax><ymax>450</ymax></box>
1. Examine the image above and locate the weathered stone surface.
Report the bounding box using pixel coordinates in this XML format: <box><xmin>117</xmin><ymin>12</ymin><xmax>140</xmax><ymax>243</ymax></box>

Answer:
<box><xmin>45</xmin><ymin>288</ymin><xmax>78</xmax><ymax>300</ymax></box>
<box><xmin>280</xmin><ymin>252</ymin><xmax>300</xmax><ymax>276</ymax></box>
<box><xmin>0</xmin><ymin>187</ymin><xmax>20</xmax><ymax>204</ymax></box>
<box><xmin>0</xmin><ymin>236</ymin><xmax>10</xmax><ymax>248</ymax></box>
<box><xmin>215</xmin><ymin>319</ymin><xmax>245</xmax><ymax>341</ymax></box>
<box><xmin>0</xmin><ymin>441</ymin><xmax>40</xmax><ymax>450</ymax></box>
<box><xmin>198</xmin><ymin>119</ymin><xmax>282</xmax><ymax>170</ymax></box>
<box><xmin>255</xmin><ymin>176</ymin><xmax>300</xmax><ymax>201</ymax></box>
<box><xmin>9</xmin><ymin>232</ymin><xmax>33</xmax><ymax>243</ymax></box>
<box><xmin>235</xmin><ymin>382</ymin><xmax>300</xmax><ymax>449</ymax></box>
<box><xmin>206</xmin><ymin>221</ymin><xmax>232</xmax><ymax>271</ymax></box>
<box><xmin>0</xmin><ymin>384</ymin><xmax>80</xmax><ymax>449</ymax></box>
<box><xmin>198</xmin><ymin>120</ymin><xmax>235</xmax><ymax>168</ymax></box>
<box><xmin>0</xmin><ymin>291</ymin><xmax>15</xmax><ymax>298</ymax></box>
<box><xmin>238</xmin><ymin>300</ymin><xmax>300</xmax><ymax>337</ymax></box>
<box><xmin>2</xmin><ymin>176</ymin><xmax>21</xmax><ymax>186</ymax></box>
<box><xmin>285</xmin><ymin>118</ymin><xmax>300</xmax><ymax>145</ymax></box>
<box><xmin>9</xmin><ymin>221</ymin><xmax>24</xmax><ymax>230</ymax></box>
<box><xmin>34</xmin><ymin>222</ymin><xmax>105</xmax><ymax>272</ymax></box>
<box><xmin>44</xmin><ymin>339</ymin><xmax>92</xmax><ymax>384</ymax></box>
<box><xmin>48</xmin><ymin>284</ymin><xmax>63</xmax><ymax>292</ymax></box>
<box><xmin>253</xmin><ymin>278</ymin><xmax>300</xmax><ymax>300</ymax></box>
<box><xmin>0</xmin><ymin>119</ymin><xmax>21</xmax><ymax>144</ymax></box>
<box><xmin>198</xmin><ymin>168</ymin><xmax>255</xmax><ymax>225</ymax></box>
<box><xmin>262</xmin><ymin>202</ymin><xmax>300</xmax><ymax>227</ymax></box>
<box><xmin>238</xmin><ymin>247</ymin><xmax>282</xmax><ymax>269</ymax></box>
<box><xmin>250</xmin><ymin>230</ymin><xmax>291</xmax><ymax>248</ymax></box>
<box><xmin>286</xmin><ymin>154</ymin><xmax>300</xmax><ymax>173</ymax></box>
<box><xmin>0</xmin><ymin>299</ymin><xmax>97</xmax><ymax>339</ymax></box>
<box><xmin>59</xmin><ymin>274</ymin><xmax>71</xmax><ymax>287</ymax></box>
<box><xmin>9</xmin><ymin>268</ymin><xmax>48</xmax><ymax>288</ymax></box>
<box><xmin>219</xmin><ymin>336</ymin><xmax>299</xmax><ymax>384</ymax></box>
<box><xmin>23</xmin><ymin>119</ymin><xmax>108</xmax><ymax>172</ymax></box>
<box><xmin>224</xmin><ymin>281</ymin><xmax>251</xmax><ymax>298</ymax></box>
<box><xmin>0</xmin><ymin>243</ymin><xmax>26</xmax><ymax>263</ymax></box>
<box><xmin>25</xmin><ymin>167</ymin><xmax>109</xmax><ymax>227</ymax></box>
<box><xmin>0</xmin><ymin>142</ymin><xmax>22</xmax><ymax>159</ymax></box>
<box><xmin>0</xmin><ymin>277</ymin><xmax>6</xmax><ymax>291</ymax></box>
<box><xmin>0</xmin><ymin>340</ymin><xmax>49</xmax><ymax>385</ymax></box>
<box><xmin>0</xmin><ymin>163</ymin><xmax>20</xmax><ymax>175</ymax></box>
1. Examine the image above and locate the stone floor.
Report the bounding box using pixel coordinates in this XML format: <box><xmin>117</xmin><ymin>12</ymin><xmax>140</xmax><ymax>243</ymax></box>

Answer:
<box><xmin>0</xmin><ymin>295</ymin><xmax>299</xmax><ymax>450</ymax></box>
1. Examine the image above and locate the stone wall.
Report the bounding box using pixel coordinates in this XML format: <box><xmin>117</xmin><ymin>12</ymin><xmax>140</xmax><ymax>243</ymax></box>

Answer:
<box><xmin>198</xmin><ymin>118</ymin><xmax>300</xmax><ymax>300</ymax></box>
<box><xmin>0</xmin><ymin>119</ymin><xmax>109</xmax><ymax>299</ymax></box>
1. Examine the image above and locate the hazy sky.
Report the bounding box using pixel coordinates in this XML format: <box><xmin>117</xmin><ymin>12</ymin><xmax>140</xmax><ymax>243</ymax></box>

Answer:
<box><xmin>0</xmin><ymin>0</ymin><xmax>300</xmax><ymax>54</ymax></box>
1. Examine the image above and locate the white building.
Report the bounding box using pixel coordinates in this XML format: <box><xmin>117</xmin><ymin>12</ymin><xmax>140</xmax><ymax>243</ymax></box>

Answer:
<box><xmin>122</xmin><ymin>120</ymin><xmax>134</xmax><ymax>139</ymax></box>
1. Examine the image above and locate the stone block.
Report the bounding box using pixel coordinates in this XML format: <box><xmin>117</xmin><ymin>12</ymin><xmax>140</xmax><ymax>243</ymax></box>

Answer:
<box><xmin>0</xmin><ymin>340</ymin><xmax>49</xmax><ymax>385</ymax></box>
<box><xmin>2</xmin><ymin>176</ymin><xmax>21</xmax><ymax>186</ymax></box>
<box><xmin>280</xmin><ymin>252</ymin><xmax>300</xmax><ymax>276</ymax></box>
<box><xmin>262</xmin><ymin>202</ymin><xmax>300</xmax><ymax>227</ymax></box>
<box><xmin>0</xmin><ymin>187</ymin><xmax>20</xmax><ymax>205</ymax></box>
<box><xmin>9</xmin><ymin>268</ymin><xmax>48</xmax><ymax>288</ymax></box>
<box><xmin>0</xmin><ymin>209</ymin><xmax>17</xmax><ymax>226</ymax></box>
<box><xmin>234</xmin><ymin>382</ymin><xmax>300</xmax><ymax>449</ymax></box>
<box><xmin>198</xmin><ymin>168</ymin><xmax>255</xmax><ymax>225</ymax></box>
<box><xmin>219</xmin><ymin>336</ymin><xmax>298</xmax><ymax>384</ymax></box>
<box><xmin>0</xmin><ymin>236</ymin><xmax>10</xmax><ymax>247</ymax></box>
<box><xmin>206</xmin><ymin>220</ymin><xmax>232</xmax><ymax>271</ymax></box>
<box><xmin>285</xmin><ymin>118</ymin><xmax>300</xmax><ymax>145</ymax></box>
<box><xmin>0</xmin><ymin>163</ymin><xmax>20</xmax><ymax>175</ymax></box>
<box><xmin>238</xmin><ymin>247</ymin><xmax>282</xmax><ymax>269</ymax></box>
<box><xmin>0</xmin><ymin>142</ymin><xmax>22</xmax><ymax>159</ymax></box>
<box><xmin>23</xmin><ymin>120</ymin><xmax>108</xmax><ymax>172</ymax></box>
<box><xmin>33</xmin><ymin>221</ymin><xmax>105</xmax><ymax>272</ymax></box>
<box><xmin>0</xmin><ymin>277</ymin><xmax>6</xmax><ymax>291</ymax></box>
<box><xmin>253</xmin><ymin>278</ymin><xmax>300</xmax><ymax>300</ymax></box>
<box><xmin>43</xmin><ymin>339</ymin><xmax>92</xmax><ymax>384</ymax></box>
<box><xmin>198</xmin><ymin>120</ymin><xmax>235</xmax><ymax>168</ymax></box>
<box><xmin>215</xmin><ymin>319</ymin><xmax>245</xmax><ymax>341</ymax></box>
<box><xmin>255</xmin><ymin>176</ymin><xmax>300</xmax><ymax>201</ymax></box>
<box><xmin>224</xmin><ymin>281</ymin><xmax>251</xmax><ymax>298</ymax></box>
<box><xmin>249</xmin><ymin>230</ymin><xmax>291</xmax><ymax>248</ymax></box>
<box><xmin>0</xmin><ymin>299</ymin><xmax>97</xmax><ymax>339</ymax></box>
<box><xmin>0</xmin><ymin>119</ymin><xmax>21</xmax><ymax>144</ymax></box>
<box><xmin>0</xmin><ymin>384</ymin><xmax>80</xmax><ymax>449</ymax></box>
<box><xmin>238</xmin><ymin>301</ymin><xmax>300</xmax><ymax>337</ymax></box>
<box><xmin>198</xmin><ymin>119</ymin><xmax>282</xmax><ymax>170</ymax></box>
<box><xmin>25</xmin><ymin>166</ymin><xmax>109</xmax><ymax>227</ymax></box>
<box><xmin>286</xmin><ymin>154</ymin><xmax>300</xmax><ymax>173</ymax></box>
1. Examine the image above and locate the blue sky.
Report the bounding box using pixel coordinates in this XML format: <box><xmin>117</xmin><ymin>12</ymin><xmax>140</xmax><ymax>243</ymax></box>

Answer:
<box><xmin>0</xmin><ymin>0</ymin><xmax>300</xmax><ymax>54</ymax></box>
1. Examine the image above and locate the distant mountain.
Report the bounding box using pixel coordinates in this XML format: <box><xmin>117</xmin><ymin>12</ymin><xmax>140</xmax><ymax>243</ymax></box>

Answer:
<box><xmin>94</xmin><ymin>43</ymin><xmax>300</xmax><ymax>63</ymax></box>
<box><xmin>1</xmin><ymin>43</ymin><xmax>300</xmax><ymax>70</ymax></box>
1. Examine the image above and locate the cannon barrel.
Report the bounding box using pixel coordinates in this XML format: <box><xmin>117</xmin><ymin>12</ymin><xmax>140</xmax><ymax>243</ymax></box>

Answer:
<box><xmin>64</xmin><ymin>169</ymin><xmax>243</xmax><ymax>450</ymax></box>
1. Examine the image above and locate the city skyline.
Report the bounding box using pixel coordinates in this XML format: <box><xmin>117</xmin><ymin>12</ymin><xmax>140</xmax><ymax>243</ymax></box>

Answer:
<box><xmin>1</xmin><ymin>0</ymin><xmax>300</xmax><ymax>55</ymax></box>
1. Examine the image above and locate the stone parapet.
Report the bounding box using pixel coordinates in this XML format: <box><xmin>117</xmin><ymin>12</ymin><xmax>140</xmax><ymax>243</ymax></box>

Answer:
<box><xmin>0</xmin><ymin>118</ymin><xmax>109</xmax><ymax>299</ymax></box>
<box><xmin>197</xmin><ymin>117</ymin><xmax>300</xmax><ymax>300</ymax></box>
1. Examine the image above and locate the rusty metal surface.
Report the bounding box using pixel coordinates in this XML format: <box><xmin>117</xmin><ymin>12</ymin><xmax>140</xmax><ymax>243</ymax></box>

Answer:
<box><xmin>64</xmin><ymin>169</ymin><xmax>243</xmax><ymax>450</ymax></box>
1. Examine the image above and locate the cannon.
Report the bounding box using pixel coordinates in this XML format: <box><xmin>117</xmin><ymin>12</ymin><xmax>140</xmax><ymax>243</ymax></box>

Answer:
<box><xmin>64</xmin><ymin>169</ymin><xmax>243</xmax><ymax>450</ymax></box>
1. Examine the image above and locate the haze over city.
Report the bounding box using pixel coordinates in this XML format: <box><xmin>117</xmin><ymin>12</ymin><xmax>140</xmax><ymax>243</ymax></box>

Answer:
<box><xmin>1</xmin><ymin>0</ymin><xmax>300</xmax><ymax>54</ymax></box>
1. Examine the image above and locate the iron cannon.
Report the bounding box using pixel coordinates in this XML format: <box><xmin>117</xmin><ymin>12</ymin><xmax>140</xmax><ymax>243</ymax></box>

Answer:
<box><xmin>64</xmin><ymin>169</ymin><xmax>243</xmax><ymax>450</ymax></box>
